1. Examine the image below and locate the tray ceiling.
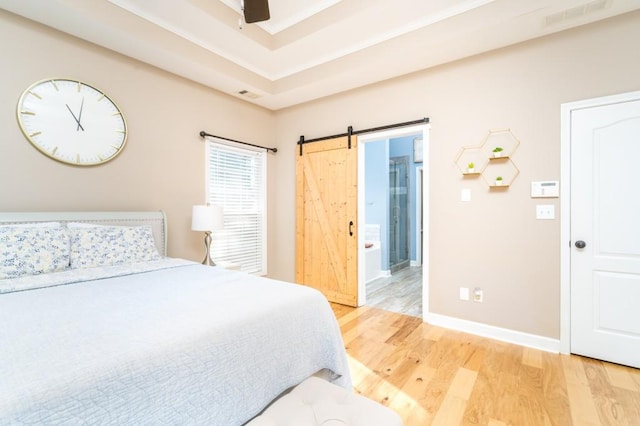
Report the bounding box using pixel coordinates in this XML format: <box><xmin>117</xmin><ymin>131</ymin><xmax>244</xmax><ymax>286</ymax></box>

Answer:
<box><xmin>1</xmin><ymin>0</ymin><xmax>639</xmax><ymax>110</ymax></box>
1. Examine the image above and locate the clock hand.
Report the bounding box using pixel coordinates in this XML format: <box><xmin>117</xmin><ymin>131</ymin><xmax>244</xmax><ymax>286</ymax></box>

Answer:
<box><xmin>76</xmin><ymin>97</ymin><xmax>84</xmax><ymax>131</ymax></box>
<box><xmin>65</xmin><ymin>103</ymin><xmax>85</xmax><ymax>131</ymax></box>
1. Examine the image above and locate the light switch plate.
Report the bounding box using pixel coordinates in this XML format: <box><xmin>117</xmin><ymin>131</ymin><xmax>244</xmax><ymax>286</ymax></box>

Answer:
<box><xmin>459</xmin><ymin>287</ymin><xmax>469</xmax><ymax>301</ymax></box>
<box><xmin>461</xmin><ymin>188</ymin><xmax>471</xmax><ymax>202</ymax></box>
<box><xmin>536</xmin><ymin>204</ymin><xmax>555</xmax><ymax>220</ymax></box>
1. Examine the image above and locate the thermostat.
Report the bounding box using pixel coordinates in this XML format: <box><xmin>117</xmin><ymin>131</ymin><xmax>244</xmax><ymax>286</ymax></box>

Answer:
<box><xmin>531</xmin><ymin>181</ymin><xmax>559</xmax><ymax>198</ymax></box>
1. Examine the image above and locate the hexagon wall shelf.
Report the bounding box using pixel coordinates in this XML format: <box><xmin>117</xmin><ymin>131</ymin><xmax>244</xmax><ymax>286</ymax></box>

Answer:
<box><xmin>482</xmin><ymin>157</ymin><xmax>520</xmax><ymax>188</ymax></box>
<box><xmin>454</xmin><ymin>145</ymin><xmax>488</xmax><ymax>175</ymax></box>
<box><xmin>481</xmin><ymin>128</ymin><xmax>520</xmax><ymax>160</ymax></box>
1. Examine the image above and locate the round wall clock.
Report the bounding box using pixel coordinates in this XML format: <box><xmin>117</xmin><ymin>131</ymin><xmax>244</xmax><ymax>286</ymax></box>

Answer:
<box><xmin>16</xmin><ymin>78</ymin><xmax>127</xmax><ymax>166</ymax></box>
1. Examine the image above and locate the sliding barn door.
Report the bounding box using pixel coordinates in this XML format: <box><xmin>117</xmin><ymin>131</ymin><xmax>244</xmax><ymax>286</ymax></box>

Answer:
<box><xmin>295</xmin><ymin>136</ymin><xmax>358</xmax><ymax>306</ymax></box>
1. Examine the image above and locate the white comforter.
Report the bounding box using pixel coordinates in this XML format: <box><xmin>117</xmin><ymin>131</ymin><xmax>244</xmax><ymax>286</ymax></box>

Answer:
<box><xmin>0</xmin><ymin>259</ymin><xmax>350</xmax><ymax>425</ymax></box>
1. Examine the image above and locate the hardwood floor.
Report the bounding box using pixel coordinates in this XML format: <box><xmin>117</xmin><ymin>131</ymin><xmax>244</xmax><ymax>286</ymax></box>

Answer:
<box><xmin>331</xmin><ymin>304</ymin><xmax>640</xmax><ymax>426</ymax></box>
<box><xmin>366</xmin><ymin>266</ymin><xmax>422</xmax><ymax>318</ymax></box>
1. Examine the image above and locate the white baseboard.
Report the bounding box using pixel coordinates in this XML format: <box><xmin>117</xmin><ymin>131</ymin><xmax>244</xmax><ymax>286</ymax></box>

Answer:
<box><xmin>365</xmin><ymin>270</ymin><xmax>392</xmax><ymax>284</ymax></box>
<box><xmin>424</xmin><ymin>312</ymin><xmax>560</xmax><ymax>353</ymax></box>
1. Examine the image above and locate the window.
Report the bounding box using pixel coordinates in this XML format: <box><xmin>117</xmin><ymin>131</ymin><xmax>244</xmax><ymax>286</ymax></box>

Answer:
<box><xmin>206</xmin><ymin>140</ymin><xmax>266</xmax><ymax>275</ymax></box>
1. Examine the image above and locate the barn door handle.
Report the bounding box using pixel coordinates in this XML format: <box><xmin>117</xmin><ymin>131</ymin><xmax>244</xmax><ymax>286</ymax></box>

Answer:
<box><xmin>575</xmin><ymin>240</ymin><xmax>586</xmax><ymax>249</ymax></box>
<box><xmin>349</xmin><ymin>221</ymin><xmax>354</xmax><ymax>236</ymax></box>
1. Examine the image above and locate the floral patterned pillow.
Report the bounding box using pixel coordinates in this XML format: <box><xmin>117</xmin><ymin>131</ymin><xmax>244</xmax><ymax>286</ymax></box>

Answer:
<box><xmin>0</xmin><ymin>227</ymin><xmax>71</xmax><ymax>279</ymax></box>
<box><xmin>70</xmin><ymin>225</ymin><xmax>161</xmax><ymax>269</ymax></box>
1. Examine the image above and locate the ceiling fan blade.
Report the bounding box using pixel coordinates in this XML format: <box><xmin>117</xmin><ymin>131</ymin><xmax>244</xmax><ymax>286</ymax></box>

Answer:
<box><xmin>243</xmin><ymin>0</ymin><xmax>270</xmax><ymax>23</ymax></box>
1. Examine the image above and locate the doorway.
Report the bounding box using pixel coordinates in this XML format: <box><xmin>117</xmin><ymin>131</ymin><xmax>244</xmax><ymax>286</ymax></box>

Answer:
<box><xmin>357</xmin><ymin>124</ymin><xmax>430</xmax><ymax>319</ymax></box>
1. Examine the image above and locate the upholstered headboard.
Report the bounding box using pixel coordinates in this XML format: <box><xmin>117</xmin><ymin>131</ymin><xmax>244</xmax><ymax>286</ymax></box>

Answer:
<box><xmin>0</xmin><ymin>211</ymin><xmax>167</xmax><ymax>257</ymax></box>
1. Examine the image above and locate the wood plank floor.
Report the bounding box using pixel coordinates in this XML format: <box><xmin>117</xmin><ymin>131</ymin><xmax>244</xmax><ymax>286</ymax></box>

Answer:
<box><xmin>331</xmin><ymin>304</ymin><xmax>640</xmax><ymax>426</ymax></box>
<box><xmin>366</xmin><ymin>266</ymin><xmax>422</xmax><ymax>318</ymax></box>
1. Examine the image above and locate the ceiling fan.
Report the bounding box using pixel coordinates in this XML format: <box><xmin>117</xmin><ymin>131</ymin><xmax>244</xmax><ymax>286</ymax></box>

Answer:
<box><xmin>241</xmin><ymin>0</ymin><xmax>270</xmax><ymax>24</ymax></box>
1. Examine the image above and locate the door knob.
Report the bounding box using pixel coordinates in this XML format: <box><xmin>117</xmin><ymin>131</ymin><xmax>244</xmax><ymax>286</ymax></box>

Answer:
<box><xmin>575</xmin><ymin>240</ymin><xmax>586</xmax><ymax>249</ymax></box>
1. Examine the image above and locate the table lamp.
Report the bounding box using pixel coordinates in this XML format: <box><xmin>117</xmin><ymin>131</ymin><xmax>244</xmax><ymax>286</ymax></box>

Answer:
<box><xmin>192</xmin><ymin>204</ymin><xmax>224</xmax><ymax>266</ymax></box>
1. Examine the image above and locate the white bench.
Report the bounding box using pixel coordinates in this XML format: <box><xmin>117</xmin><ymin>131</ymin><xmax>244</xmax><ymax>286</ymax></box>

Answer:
<box><xmin>247</xmin><ymin>377</ymin><xmax>403</xmax><ymax>426</ymax></box>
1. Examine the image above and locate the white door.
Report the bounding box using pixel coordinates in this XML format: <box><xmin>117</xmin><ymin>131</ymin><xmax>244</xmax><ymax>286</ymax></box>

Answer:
<box><xmin>570</xmin><ymin>92</ymin><xmax>640</xmax><ymax>368</ymax></box>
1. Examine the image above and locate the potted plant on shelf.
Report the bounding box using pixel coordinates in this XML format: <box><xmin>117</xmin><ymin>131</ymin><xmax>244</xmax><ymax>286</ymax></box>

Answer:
<box><xmin>492</xmin><ymin>147</ymin><xmax>504</xmax><ymax>158</ymax></box>
<box><xmin>495</xmin><ymin>176</ymin><xmax>504</xmax><ymax>186</ymax></box>
<box><xmin>467</xmin><ymin>162</ymin><xmax>475</xmax><ymax>173</ymax></box>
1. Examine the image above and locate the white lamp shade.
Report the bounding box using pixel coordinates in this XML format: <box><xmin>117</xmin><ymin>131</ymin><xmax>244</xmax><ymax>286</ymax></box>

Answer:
<box><xmin>192</xmin><ymin>205</ymin><xmax>224</xmax><ymax>231</ymax></box>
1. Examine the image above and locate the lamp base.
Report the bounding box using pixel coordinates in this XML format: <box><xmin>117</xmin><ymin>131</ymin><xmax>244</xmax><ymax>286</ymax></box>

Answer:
<box><xmin>201</xmin><ymin>231</ymin><xmax>216</xmax><ymax>266</ymax></box>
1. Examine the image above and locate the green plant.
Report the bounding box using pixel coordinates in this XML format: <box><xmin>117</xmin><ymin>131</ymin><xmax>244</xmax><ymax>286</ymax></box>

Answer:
<box><xmin>492</xmin><ymin>147</ymin><xmax>504</xmax><ymax>153</ymax></box>
<box><xmin>495</xmin><ymin>176</ymin><xmax>503</xmax><ymax>181</ymax></box>
<box><xmin>467</xmin><ymin>162</ymin><xmax>475</xmax><ymax>169</ymax></box>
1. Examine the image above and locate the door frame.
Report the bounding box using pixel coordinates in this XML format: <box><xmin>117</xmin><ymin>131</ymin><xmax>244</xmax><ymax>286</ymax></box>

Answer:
<box><xmin>357</xmin><ymin>123</ymin><xmax>430</xmax><ymax>319</ymax></box>
<box><xmin>559</xmin><ymin>89</ymin><xmax>640</xmax><ymax>354</ymax></box>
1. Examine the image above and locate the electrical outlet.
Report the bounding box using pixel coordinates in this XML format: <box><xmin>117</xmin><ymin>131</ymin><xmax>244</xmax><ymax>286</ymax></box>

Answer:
<box><xmin>459</xmin><ymin>287</ymin><xmax>469</xmax><ymax>301</ymax></box>
<box><xmin>473</xmin><ymin>287</ymin><xmax>483</xmax><ymax>303</ymax></box>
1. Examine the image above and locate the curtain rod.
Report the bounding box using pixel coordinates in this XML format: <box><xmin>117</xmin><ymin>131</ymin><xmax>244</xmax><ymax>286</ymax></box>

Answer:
<box><xmin>297</xmin><ymin>117</ymin><xmax>429</xmax><ymax>146</ymax></box>
<box><xmin>199</xmin><ymin>131</ymin><xmax>278</xmax><ymax>153</ymax></box>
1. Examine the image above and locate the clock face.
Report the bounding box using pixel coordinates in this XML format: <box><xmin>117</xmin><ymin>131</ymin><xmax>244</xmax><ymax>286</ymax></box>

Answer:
<box><xmin>17</xmin><ymin>78</ymin><xmax>127</xmax><ymax>166</ymax></box>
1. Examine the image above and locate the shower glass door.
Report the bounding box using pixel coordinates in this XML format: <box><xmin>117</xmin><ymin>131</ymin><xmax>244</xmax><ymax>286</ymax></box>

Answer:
<box><xmin>389</xmin><ymin>156</ymin><xmax>410</xmax><ymax>273</ymax></box>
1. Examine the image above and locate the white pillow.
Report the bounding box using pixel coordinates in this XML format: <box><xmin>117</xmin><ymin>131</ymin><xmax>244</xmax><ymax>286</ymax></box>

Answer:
<box><xmin>70</xmin><ymin>225</ymin><xmax>161</xmax><ymax>269</ymax></box>
<box><xmin>0</xmin><ymin>222</ymin><xmax>61</xmax><ymax>228</ymax></box>
<box><xmin>0</xmin><ymin>227</ymin><xmax>70</xmax><ymax>279</ymax></box>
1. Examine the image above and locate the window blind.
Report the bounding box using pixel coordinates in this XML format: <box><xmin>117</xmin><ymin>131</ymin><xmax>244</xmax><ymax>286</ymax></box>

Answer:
<box><xmin>206</xmin><ymin>141</ymin><xmax>266</xmax><ymax>275</ymax></box>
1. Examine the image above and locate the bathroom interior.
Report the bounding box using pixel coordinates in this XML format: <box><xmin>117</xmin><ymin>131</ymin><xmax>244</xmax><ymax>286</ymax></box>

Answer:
<box><xmin>364</xmin><ymin>133</ymin><xmax>423</xmax><ymax>316</ymax></box>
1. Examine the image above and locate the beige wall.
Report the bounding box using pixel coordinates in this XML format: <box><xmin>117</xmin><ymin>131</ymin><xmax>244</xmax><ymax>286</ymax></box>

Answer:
<box><xmin>272</xmin><ymin>11</ymin><xmax>640</xmax><ymax>339</ymax></box>
<box><xmin>0</xmin><ymin>10</ymin><xmax>274</xmax><ymax>261</ymax></box>
<box><xmin>3</xmin><ymin>8</ymin><xmax>640</xmax><ymax>340</ymax></box>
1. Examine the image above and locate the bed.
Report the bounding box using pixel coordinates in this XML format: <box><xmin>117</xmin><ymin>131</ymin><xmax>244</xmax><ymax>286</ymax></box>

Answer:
<box><xmin>0</xmin><ymin>211</ymin><xmax>350</xmax><ymax>425</ymax></box>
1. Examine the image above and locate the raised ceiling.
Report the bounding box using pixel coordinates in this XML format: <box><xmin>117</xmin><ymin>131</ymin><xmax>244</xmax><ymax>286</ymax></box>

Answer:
<box><xmin>2</xmin><ymin>0</ymin><xmax>639</xmax><ymax>110</ymax></box>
